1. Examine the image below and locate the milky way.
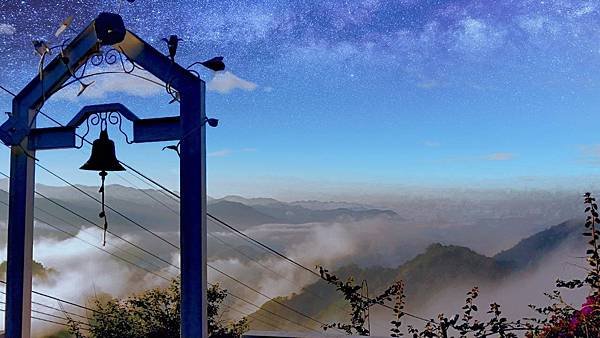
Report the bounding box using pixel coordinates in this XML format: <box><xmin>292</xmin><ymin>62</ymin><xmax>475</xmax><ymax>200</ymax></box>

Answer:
<box><xmin>1</xmin><ymin>0</ymin><xmax>599</xmax><ymax>88</ymax></box>
<box><xmin>2</xmin><ymin>0</ymin><xmax>600</xmax><ymax>193</ymax></box>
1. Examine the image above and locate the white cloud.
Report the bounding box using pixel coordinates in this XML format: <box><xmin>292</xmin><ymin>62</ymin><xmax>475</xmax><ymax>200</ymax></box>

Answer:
<box><xmin>208</xmin><ymin>149</ymin><xmax>232</xmax><ymax>157</ymax></box>
<box><xmin>21</xmin><ymin>226</ymin><xmax>171</xmax><ymax>336</ymax></box>
<box><xmin>208</xmin><ymin>148</ymin><xmax>257</xmax><ymax>157</ymax></box>
<box><xmin>207</xmin><ymin>71</ymin><xmax>258</xmax><ymax>94</ymax></box>
<box><xmin>0</xmin><ymin>23</ymin><xmax>16</xmax><ymax>36</ymax></box>
<box><xmin>52</xmin><ymin>66</ymin><xmax>165</xmax><ymax>101</ymax></box>
<box><xmin>485</xmin><ymin>152</ymin><xmax>514</xmax><ymax>161</ymax></box>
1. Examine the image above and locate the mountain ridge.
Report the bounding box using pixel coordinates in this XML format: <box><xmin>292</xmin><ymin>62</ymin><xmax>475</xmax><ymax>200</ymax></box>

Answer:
<box><xmin>248</xmin><ymin>219</ymin><xmax>586</xmax><ymax>331</ymax></box>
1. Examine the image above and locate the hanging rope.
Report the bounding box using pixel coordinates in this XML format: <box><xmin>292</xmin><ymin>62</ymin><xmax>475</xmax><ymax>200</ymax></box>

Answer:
<box><xmin>98</xmin><ymin>170</ymin><xmax>108</xmax><ymax>246</ymax></box>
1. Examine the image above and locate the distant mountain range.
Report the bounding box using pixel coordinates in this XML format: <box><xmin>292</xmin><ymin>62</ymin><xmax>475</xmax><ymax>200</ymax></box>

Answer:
<box><xmin>247</xmin><ymin>219</ymin><xmax>587</xmax><ymax>331</ymax></box>
<box><xmin>0</xmin><ymin>184</ymin><xmax>402</xmax><ymax>233</ymax></box>
<box><xmin>0</xmin><ymin>184</ymin><xmax>404</xmax><ymax>266</ymax></box>
<box><xmin>211</xmin><ymin>195</ymin><xmax>402</xmax><ymax>226</ymax></box>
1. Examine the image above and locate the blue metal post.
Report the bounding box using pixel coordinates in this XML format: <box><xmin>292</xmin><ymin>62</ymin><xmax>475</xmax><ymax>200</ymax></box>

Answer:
<box><xmin>5</xmin><ymin>104</ymin><xmax>36</xmax><ymax>338</ymax></box>
<box><xmin>117</xmin><ymin>29</ymin><xmax>209</xmax><ymax>337</ymax></box>
<box><xmin>2</xmin><ymin>23</ymin><xmax>98</xmax><ymax>338</ymax></box>
<box><xmin>179</xmin><ymin>81</ymin><xmax>207</xmax><ymax>337</ymax></box>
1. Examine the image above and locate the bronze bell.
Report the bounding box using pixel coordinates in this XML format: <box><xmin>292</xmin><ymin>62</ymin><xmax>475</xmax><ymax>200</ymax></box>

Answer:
<box><xmin>80</xmin><ymin>129</ymin><xmax>125</xmax><ymax>172</ymax></box>
<box><xmin>80</xmin><ymin>128</ymin><xmax>124</xmax><ymax>246</ymax></box>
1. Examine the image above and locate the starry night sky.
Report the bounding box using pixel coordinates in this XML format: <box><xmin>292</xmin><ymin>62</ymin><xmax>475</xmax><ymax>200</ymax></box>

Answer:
<box><xmin>2</xmin><ymin>0</ymin><xmax>600</xmax><ymax>198</ymax></box>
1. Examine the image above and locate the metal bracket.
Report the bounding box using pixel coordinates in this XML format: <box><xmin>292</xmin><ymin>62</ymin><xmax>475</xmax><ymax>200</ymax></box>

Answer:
<box><xmin>0</xmin><ymin>116</ymin><xmax>30</xmax><ymax>146</ymax></box>
<box><xmin>28</xmin><ymin>126</ymin><xmax>77</xmax><ymax>150</ymax></box>
<box><xmin>26</xmin><ymin>103</ymin><xmax>181</xmax><ymax>150</ymax></box>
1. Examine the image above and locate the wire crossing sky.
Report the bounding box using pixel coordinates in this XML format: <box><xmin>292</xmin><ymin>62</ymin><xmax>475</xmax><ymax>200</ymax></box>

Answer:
<box><xmin>2</xmin><ymin>0</ymin><xmax>600</xmax><ymax>197</ymax></box>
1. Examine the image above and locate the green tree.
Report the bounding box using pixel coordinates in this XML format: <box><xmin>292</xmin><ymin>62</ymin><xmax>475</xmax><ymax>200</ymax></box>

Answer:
<box><xmin>68</xmin><ymin>279</ymin><xmax>248</xmax><ymax>338</ymax></box>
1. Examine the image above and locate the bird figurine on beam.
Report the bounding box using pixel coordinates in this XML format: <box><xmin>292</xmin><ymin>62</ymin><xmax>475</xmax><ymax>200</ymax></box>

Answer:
<box><xmin>32</xmin><ymin>40</ymin><xmax>51</xmax><ymax>56</ymax></box>
<box><xmin>162</xmin><ymin>35</ymin><xmax>182</xmax><ymax>62</ymax></box>
<box><xmin>201</xmin><ymin>56</ymin><xmax>225</xmax><ymax>72</ymax></box>
<box><xmin>55</xmin><ymin>15</ymin><xmax>74</xmax><ymax>37</ymax></box>
<box><xmin>77</xmin><ymin>81</ymin><xmax>95</xmax><ymax>97</ymax></box>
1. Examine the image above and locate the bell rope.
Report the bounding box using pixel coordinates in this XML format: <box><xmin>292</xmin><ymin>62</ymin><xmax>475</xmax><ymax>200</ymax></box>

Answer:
<box><xmin>99</xmin><ymin>170</ymin><xmax>108</xmax><ymax>246</ymax></box>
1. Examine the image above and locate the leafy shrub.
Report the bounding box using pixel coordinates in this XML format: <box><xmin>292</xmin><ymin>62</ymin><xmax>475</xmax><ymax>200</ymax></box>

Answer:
<box><xmin>67</xmin><ymin>279</ymin><xmax>248</xmax><ymax>338</ymax></box>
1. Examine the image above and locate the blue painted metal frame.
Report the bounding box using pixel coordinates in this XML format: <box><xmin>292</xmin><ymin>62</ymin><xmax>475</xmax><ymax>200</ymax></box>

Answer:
<box><xmin>28</xmin><ymin>126</ymin><xmax>77</xmax><ymax>150</ymax></box>
<box><xmin>27</xmin><ymin>103</ymin><xmax>182</xmax><ymax>150</ymax></box>
<box><xmin>134</xmin><ymin>116</ymin><xmax>181</xmax><ymax>143</ymax></box>
<box><xmin>2</xmin><ymin>13</ymin><xmax>208</xmax><ymax>338</ymax></box>
<box><xmin>66</xmin><ymin>103</ymin><xmax>139</xmax><ymax>127</ymax></box>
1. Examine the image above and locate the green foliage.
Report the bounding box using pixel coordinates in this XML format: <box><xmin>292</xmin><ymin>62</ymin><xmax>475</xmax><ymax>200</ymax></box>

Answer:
<box><xmin>0</xmin><ymin>260</ymin><xmax>57</xmax><ymax>282</ymax></box>
<box><xmin>317</xmin><ymin>265</ymin><xmax>404</xmax><ymax>336</ymax></box>
<box><xmin>42</xmin><ymin>330</ymin><xmax>73</xmax><ymax>338</ymax></box>
<box><xmin>67</xmin><ymin>279</ymin><xmax>248</xmax><ymax>338</ymax></box>
<box><xmin>390</xmin><ymin>281</ymin><xmax>405</xmax><ymax>337</ymax></box>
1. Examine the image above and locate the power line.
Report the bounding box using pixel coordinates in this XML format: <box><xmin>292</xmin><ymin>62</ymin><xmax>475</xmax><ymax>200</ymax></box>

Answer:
<box><xmin>0</xmin><ymin>199</ymin><xmax>172</xmax><ymax>282</ymax></box>
<box><xmin>72</xmin><ymin>161</ymin><xmax>343</xmax><ymax>328</ymax></box>
<box><xmin>115</xmin><ymin>172</ymin><xmax>180</xmax><ymax>216</ymax></box>
<box><xmin>208</xmin><ymin>214</ymin><xmax>318</xmax><ymax>278</ymax></box>
<box><xmin>0</xmin><ymin>280</ymin><xmax>99</xmax><ymax>315</ymax></box>
<box><xmin>212</xmin><ymin>283</ymin><xmax>320</xmax><ymax>333</ymax></box>
<box><xmin>28</xmin><ymin>198</ymin><xmax>174</xmax><ymax>275</ymax></box>
<box><xmin>0</xmin><ymin>170</ymin><xmax>179</xmax><ymax>272</ymax></box>
<box><xmin>35</xmin><ymin>162</ymin><xmax>180</xmax><ymax>250</ymax></box>
<box><xmin>0</xmin><ymin>300</ymin><xmax>90</xmax><ymax>329</ymax></box>
<box><xmin>19</xmin><ymin>296</ymin><xmax>89</xmax><ymax>321</ymax></box>
<box><xmin>208</xmin><ymin>264</ymin><xmax>330</xmax><ymax>330</ymax></box>
<box><xmin>220</xmin><ymin>303</ymin><xmax>284</xmax><ymax>331</ymax></box>
<box><xmin>110</xmin><ymin>165</ymin><xmax>323</xmax><ymax>282</ymax></box>
<box><xmin>0</xmin><ymin>300</ymin><xmax>91</xmax><ymax>329</ymax></box>
<box><xmin>0</xmin><ymin>308</ymin><xmax>85</xmax><ymax>329</ymax></box>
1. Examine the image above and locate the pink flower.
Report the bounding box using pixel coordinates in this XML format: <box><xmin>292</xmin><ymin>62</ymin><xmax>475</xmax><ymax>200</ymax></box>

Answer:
<box><xmin>568</xmin><ymin>315</ymin><xmax>580</xmax><ymax>330</ymax></box>
<box><xmin>581</xmin><ymin>296</ymin><xmax>598</xmax><ymax>317</ymax></box>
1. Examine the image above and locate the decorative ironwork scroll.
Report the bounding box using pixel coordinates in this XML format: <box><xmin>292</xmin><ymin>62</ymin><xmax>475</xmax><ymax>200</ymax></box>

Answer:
<box><xmin>76</xmin><ymin>111</ymin><xmax>134</xmax><ymax>148</ymax></box>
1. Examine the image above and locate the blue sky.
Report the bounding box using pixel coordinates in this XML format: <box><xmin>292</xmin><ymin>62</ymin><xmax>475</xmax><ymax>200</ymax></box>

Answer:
<box><xmin>2</xmin><ymin>0</ymin><xmax>600</xmax><ymax>198</ymax></box>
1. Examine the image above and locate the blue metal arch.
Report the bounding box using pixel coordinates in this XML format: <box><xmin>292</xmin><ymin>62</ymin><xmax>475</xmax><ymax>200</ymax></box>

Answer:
<box><xmin>2</xmin><ymin>12</ymin><xmax>208</xmax><ymax>338</ymax></box>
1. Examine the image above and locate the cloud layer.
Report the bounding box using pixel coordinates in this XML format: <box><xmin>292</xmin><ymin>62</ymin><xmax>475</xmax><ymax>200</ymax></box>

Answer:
<box><xmin>51</xmin><ymin>66</ymin><xmax>165</xmax><ymax>101</ymax></box>
<box><xmin>207</xmin><ymin>71</ymin><xmax>258</xmax><ymax>94</ymax></box>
